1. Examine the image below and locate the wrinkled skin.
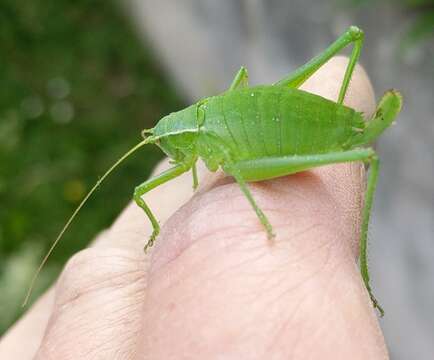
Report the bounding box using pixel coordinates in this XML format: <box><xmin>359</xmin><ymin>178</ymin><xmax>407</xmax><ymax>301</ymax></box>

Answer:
<box><xmin>0</xmin><ymin>57</ymin><xmax>388</xmax><ymax>360</ymax></box>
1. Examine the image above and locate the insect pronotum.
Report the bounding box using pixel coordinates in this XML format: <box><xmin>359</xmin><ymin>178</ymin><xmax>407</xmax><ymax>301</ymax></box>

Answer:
<box><xmin>24</xmin><ymin>26</ymin><xmax>403</xmax><ymax>315</ymax></box>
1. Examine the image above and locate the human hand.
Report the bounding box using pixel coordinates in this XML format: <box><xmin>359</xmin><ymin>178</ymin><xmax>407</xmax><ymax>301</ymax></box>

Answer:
<box><xmin>0</xmin><ymin>57</ymin><xmax>388</xmax><ymax>359</ymax></box>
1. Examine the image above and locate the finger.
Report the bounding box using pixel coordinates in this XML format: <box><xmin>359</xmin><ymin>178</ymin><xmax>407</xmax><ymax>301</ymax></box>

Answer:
<box><xmin>0</xmin><ymin>157</ymin><xmax>209</xmax><ymax>359</ymax></box>
<box><xmin>138</xmin><ymin>56</ymin><xmax>389</xmax><ymax>359</ymax></box>
<box><xmin>32</xmin><ymin>247</ymin><xmax>145</xmax><ymax>359</ymax></box>
<box><xmin>0</xmin><ymin>290</ymin><xmax>54</xmax><ymax>360</ymax></box>
<box><xmin>32</xmin><ymin>159</ymin><xmax>211</xmax><ymax>358</ymax></box>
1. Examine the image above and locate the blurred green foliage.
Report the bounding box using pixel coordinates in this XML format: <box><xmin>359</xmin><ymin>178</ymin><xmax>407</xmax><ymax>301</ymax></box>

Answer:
<box><xmin>0</xmin><ymin>0</ymin><xmax>183</xmax><ymax>333</ymax></box>
<box><xmin>347</xmin><ymin>0</ymin><xmax>434</xmax><ymax>46</ymax></box>
<box><xmin>402</xmin><ymin>0</ymin><xmax>434</xmax><ymax>46</ymax></box>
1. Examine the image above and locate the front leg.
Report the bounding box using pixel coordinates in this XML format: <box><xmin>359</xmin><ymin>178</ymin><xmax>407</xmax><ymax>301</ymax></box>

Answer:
<box><xmin>134</xmin><ymin>162</ymin><xmax>191</xmax><ymax>252</ymax></box>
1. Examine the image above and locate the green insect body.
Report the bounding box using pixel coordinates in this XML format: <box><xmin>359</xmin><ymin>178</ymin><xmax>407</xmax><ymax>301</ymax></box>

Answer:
<box><xmin>157</xmin><ymin>86</ymin><xmax>364</xmax><ymax>167</ymax></box>
<box><xmin>25</xmin><ymin>26</ymin><xmax>403</xmax><ymax>316</ymax></box>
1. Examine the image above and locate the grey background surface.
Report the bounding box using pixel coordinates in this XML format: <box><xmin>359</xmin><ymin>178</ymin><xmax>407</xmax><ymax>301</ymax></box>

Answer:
<box><xmin>126</xmin><ymin>1</ymin><xmax>434</xmax><ymax>358</ymax></box>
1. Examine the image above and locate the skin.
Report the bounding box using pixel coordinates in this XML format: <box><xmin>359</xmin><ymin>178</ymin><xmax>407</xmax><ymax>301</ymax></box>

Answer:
<box><xmin>0</xmin><ymin>57</ymin><xmax>389</xmax><ymax>359</ymax></box>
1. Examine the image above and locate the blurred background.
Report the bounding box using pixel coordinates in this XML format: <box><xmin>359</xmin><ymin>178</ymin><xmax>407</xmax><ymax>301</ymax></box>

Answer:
<box><xmin>0</xmin><ymin>0</ymin><xmax>433</xmax><ymax>358</ymax></box>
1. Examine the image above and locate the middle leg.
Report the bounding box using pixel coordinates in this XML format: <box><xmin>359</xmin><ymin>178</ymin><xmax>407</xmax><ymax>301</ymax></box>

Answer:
<box><xmin>225</xmin><ymin>162</ymin><xmax>275</xmax><ymax>239</ymax></box>
<box><xmin>228</xmin><ymin>66</ymin><xmax>249</xmax><ymax>91</ymax></box>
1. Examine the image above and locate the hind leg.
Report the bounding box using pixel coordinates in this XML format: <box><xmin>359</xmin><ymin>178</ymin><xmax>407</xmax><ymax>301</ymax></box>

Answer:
<box><xmin>275</xmin><ymin>26</ymin><xmax>364</xmax><ymax>105</ymax></box>
<box><xmin>230</xmin><ymin>148</ymin><xmax>384</xmax><ymax>316</ymax></box>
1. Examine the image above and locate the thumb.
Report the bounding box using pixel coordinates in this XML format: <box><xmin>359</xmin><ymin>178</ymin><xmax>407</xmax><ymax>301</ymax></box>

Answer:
<box><xmin>138</xmin><ymin>56</ymin><xmax>388</xmax><ymax>359</ymax></box>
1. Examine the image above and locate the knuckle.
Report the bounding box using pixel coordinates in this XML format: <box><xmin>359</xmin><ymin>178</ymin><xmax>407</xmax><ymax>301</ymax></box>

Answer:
<box><xmin>37</xmin><ymin>247</ymin><xmax>144</xmax><ymax>360</ymax></box>
<box><xmin>59</xmin><ymin>248</ymin><xmax>102</xmax><ymax>283</ymax></box>
<box><xmin>56</xmin><ymin>247</ymin><xmax>143</xmax><ymax>306</ymax></box>
<box><xmin>349</xmin><ymin>25</ymin><xmax>363</xmax><ymax>38</ymax></box>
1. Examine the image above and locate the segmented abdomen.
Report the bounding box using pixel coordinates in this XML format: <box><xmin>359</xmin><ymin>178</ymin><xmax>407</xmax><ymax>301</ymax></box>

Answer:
<box><xmin>201</xmin><ymin>86</ymin><xmax>357</xmax><ymax>161</ymax></box>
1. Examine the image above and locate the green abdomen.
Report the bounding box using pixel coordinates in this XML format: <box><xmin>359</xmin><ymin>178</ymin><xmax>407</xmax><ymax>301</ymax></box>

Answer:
<box><xmin>202</xmin><ymin>86</ymin><xmax>358</xmax><ymax>160</ymax></box>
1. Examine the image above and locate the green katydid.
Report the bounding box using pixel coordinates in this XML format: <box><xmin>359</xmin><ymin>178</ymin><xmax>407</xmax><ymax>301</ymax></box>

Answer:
<box><xmin>24</xmin><ymin>26</ymin><xmax>402</xmax><ymax>315</ymax></box>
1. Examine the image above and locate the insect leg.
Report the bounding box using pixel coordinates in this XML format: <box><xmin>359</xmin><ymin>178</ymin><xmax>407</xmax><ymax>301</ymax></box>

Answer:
<box><xmin>233</xmin><ymin>149</ymin><xmax>375</xmax><ymax>181</ymax></box>
<box><xmin>134</xmin><ymin>162</ymin><xmax>191</xmax><ymax>252</ymax></box>
<box><xmin>229</xmin><ymin>66</ymin><xmax>249</xmax><ymax>90</ymax></box>
<box><xmin>225</xmin><ymin>163</ymin><xmax>275</xmax><ymax>239</ymax></box>
<box><xmin>192</xmin><ymin>160</ymin><xmax>199</xmax><ymax>190</ymax></box>
<box><xmin>359</xmin><ymin>153</ymin><xmax>384</xmax><ymax>316</ymax></box>
<box><xmin>352</xmin><ymin>90</ymin><xmax>403</xmax><ymax>147</ymax></box>
<box><xmin>231</xmin><ymin>149</ymin><xmax>383</xmax><ymax>315</ymax></box>
<box><xmin>274</xmin><ymin>26</ymin><xmax>364</xmax><ymax>104</ymax></box>
<box><xmin>202</xmin><ymin>131</ymin><xmax>274</xmax><ymax>238</ymax></box>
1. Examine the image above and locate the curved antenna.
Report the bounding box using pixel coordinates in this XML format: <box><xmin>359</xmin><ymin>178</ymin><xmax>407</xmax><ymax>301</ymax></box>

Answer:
<box><xmin>22</xmin><ymin>137</ymin><xmax>154</xmax><ymax>306</ymax></box>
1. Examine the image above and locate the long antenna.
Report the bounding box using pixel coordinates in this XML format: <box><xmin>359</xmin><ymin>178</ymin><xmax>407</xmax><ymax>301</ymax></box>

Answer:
<box><xmin>22</xmin><ymin>137</ymin><xmax>153</xmax><ymax>306</ymax></box>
